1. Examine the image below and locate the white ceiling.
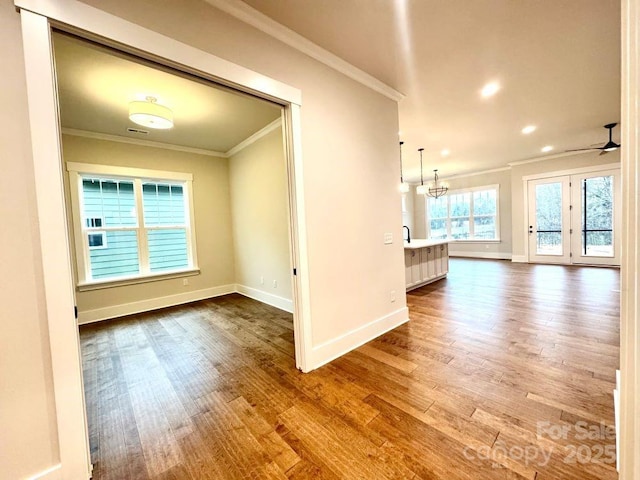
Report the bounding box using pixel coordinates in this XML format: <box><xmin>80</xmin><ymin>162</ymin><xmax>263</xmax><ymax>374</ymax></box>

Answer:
<box><xmin>241</xmin><ymin>0</ymin><xmax>621</xmax><ymax>180</ymax></box>
<box><xmin>53</xmin><ymin>32</ymin><xmax>282</xmax><ymax>153</ymax></box>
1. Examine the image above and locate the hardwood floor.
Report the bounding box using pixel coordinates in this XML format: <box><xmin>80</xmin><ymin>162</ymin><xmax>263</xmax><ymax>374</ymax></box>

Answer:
<box><xmin>80</xmin><ymin>258</ymin><xmax>620</xmax><ymax>479</ymax></box>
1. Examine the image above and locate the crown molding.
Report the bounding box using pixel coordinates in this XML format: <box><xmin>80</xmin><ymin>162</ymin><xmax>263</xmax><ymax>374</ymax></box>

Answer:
<box><xmin>62</xmin><ymin>120</ymin><xmax>282</xmax><ymax>158</ymax></box>
<box><xmin>507</xmin><ymin>149</ymin><xmax>602</xmax><ymax>167</ymax></box>
<box><xmin>203</xmin><ymin>0</ymin><xmax>404</xmax><ymax>102</ymax></box>
<box><xmin>442</xmin><ymin>166</ymin><xmax>511</xmax><ymax>181</ymax></box>
<box><xmin>226</xmin><ymin>118</ymin><xmax>281</xmax><ymax>157</ymax></box>
<box><xmin>61</xmin><ymin>128</ymin><xmax>227</xmax><ymax>157</ymax></box>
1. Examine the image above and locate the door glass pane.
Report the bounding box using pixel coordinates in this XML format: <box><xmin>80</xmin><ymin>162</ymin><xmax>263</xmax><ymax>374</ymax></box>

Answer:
<box><xmin>535</xmin><ymin>182</ymin><xmax>563</xmax><ymax>255</ymax></box>
<box><xmin>582</xmin><ymin>176</ymin><xmax>614</xmax><ymax>257</ymax></box>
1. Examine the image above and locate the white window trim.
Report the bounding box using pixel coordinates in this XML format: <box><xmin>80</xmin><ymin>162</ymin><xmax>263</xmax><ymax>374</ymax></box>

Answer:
<box><xmin>425</xmin><ymin>184</ymin><xmax>501</xmax><ymax>242</ymax></box>
<box><xmin>67</xmin><ymin>162</ymin><xmax>198</xmax><ymax>285</ymax></box>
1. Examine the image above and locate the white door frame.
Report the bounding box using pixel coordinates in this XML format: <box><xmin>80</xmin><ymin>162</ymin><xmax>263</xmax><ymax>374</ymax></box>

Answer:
<box><xmin>620</xmin><ymin>0</ymin><xmax>640</xmax><ymax>477</ymax></box>
<box><xmin>526</xmin><ymin>175</ymin><xmax>572</xmax><ymax>264</ymax></box>
<box><xmin>17</xmin><ymin>1</ymin><xmax>312</xmax><ymax>478</ymax></box>
<box><xmin>525</xmin><ymin>167</ymin><xmax>622</xmax><ymax>266</ymax></box>
<box><xmin>570</xmin><ymin>169</ymin><xmax>621</xmax><ymax>266</ymax></box>
<box><xmin>522</xmin><ymin>163</ymin><xmax>620</xmax><ymax>264</ymax></box>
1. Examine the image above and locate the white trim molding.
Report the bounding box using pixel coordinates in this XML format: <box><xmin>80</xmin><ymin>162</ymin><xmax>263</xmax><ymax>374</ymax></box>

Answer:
<box><xmin>226</xmin><ymin>119</ymin><xmax>281</xmax><ymax>157</ymax></box>
<box><xmin>15</xmin><ymin>0</ymin><xmax>302</xmax><ymax>106</ymax></box>
<box><xmin>620</xmin><ymin>0</ymin><xmax>640</xmax><ymax>477</ymax></box>
<box><xmin>77</xmin><ymin>284</ymin><xmax>293</xmax><ymax>325</ymax></box>
<box><xmin>77</xmin><ymin>285</ymin><xmax>235</xmax><ymax>324</ymax></box>
<box><xmin>307</xmin><ymin>307</ymin><xmax>409</xmax><ymax>371</ymax></box>
<box><xmin>203</xmin><ymin>0</ymin><xmax>404</xmax><ymax>102</ymax></box>
<box><xmin>63</xmin><ymin>119</ymin><xmax>283</xmax><ymax>159</ymax></box>
<box><xmin>521</xmin><ymin>162</ymin><xmax>621</xmax><ymax>182</ymax></box>
<box><xmin>235</xmin><ymin>284</ymin><xmax>294</xmax><ymax>313</ymax></box>
<box><xmin>61</xmin><ymin>128</ymin><xmax>227</xmax><ymax>158</ymax></box>
<box><xmin>442</xmin><ymin>166</ymin><xmax>511</xmax><ymax>181</ymax></box>
<box><xmin>19</xmin><ymin>9</ymin><xmax>92</xmax><ymax>480</ymax></box>
<box><xmin>449</xmin><ymin>251</ymin><xmax>512</xmax><ymax>260</ymax></box>
<box><xmin>511</xmin><ymin>255</ymin><xmax>528</xmax><ymax>263</ymax></box>
<box><xmin>507</xmin><ymin>149</ymin><xmax>604</xmax><ymax>167</ymax></box>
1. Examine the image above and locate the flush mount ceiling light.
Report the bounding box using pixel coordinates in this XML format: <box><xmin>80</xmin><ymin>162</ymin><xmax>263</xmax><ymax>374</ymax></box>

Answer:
<box><xmin>521</xmin><ymin>125</ymin><xmax>537</xmax><ymax>134</ymax></box>
<box><xmin>399</xmin><ymin>141</ymin><xmax>410</xmax><ymax>193</ymax></box>
<box><xmin>129</xmin><ymin>96</ymin><xmax>173</xmax><ymax>129</ymax></box>
<box><xmin>440</xmin><ymin>149</ymin><xmax>450</xmax><ymax>157</ymax></box>
<box><xmin>541</xmin><ymin>145</ymin><xmax>554</xmax><ymax>153</ymax></box>
<box><xmin>481</xmin><ymin>81</ymin><xmax>500</xmax><ymax>98</ymax></box>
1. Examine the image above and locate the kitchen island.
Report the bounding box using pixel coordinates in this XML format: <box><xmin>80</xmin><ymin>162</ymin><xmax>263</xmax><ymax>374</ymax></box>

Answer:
<box><xmin>404</xmin><ymin>239</ymin><xmax>449</xmax><ymax>291</ymax></box>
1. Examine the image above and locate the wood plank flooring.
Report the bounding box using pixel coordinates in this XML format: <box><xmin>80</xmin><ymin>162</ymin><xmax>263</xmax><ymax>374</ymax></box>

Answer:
<box><xmin>80</xmin><ymin>258</ymin><xmax>620</xmax><ymax>479</ymax></box>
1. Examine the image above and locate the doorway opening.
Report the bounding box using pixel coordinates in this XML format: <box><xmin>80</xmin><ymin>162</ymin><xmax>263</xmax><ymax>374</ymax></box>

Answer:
<box><xmin>18</xmin><ymin>6</ymin><xmax>308</xmax><ymax>477</ymax></box>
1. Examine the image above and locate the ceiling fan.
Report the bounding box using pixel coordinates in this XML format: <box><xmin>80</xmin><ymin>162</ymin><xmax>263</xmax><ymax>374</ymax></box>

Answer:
<box><xmin>566</xmin><ymin>123</ymin><xmax>621</xmax><ymax>155</ymax></box>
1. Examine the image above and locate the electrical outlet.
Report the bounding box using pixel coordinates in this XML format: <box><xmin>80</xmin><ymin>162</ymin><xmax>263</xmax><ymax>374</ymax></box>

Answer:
<box><xmin>390</xmin><ymin>290</ymin><xmax>396</xmax><ymax>303</ymax></box>
<box><xmin>273</xmin><ymin>280</ymin><xmax>278</xmax><ymax>288</ymax></box>
<box><xmin>384</xmin><ymin>232</ymin><xmax>393</xmax><ymax>244</ymax></box>
<box><xmin>260</xmin><ymin>276</ymin><xmax>264</xmax><ymax>285</ymax></box>
<box><xmin>182</xmin><ymin>278</ymin><xmax>189</xmax><ymax>286</ymax></box>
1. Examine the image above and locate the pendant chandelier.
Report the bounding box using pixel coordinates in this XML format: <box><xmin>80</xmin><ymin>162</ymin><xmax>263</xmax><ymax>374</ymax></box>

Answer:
<box><xmin>427</xmin><ymin>169</ymin><xmax>448</xmax><ymax>198</ymax></box>
<box><xmin>416</xmin><ymin>148</ymin><xmax>448</xmax><ymax>198</ymax></box>
<box><xmin>399</xmin><ymin>141</ymin><xmax>410</xmax><ymax>193</ymax></box>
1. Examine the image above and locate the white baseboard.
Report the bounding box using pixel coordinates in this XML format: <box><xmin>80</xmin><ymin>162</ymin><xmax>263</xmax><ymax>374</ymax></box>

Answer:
<box><xmin>615</xmin><ymin>369</ymin><xmax>620</xmax><ymax>471</ymax></box>
<box><xmin>77</xmin><ymin>285</ymin><xmax>235</xmax><ymax>324</ymax></box>
<box><xmin>449</xmin><ymin>251</ymin><xmax>512</xmax><ymax>260</ymax></box>
<box><xmin>307</xmin><ymin>307</ymin><xmax>409</xmax><ymax>371</ymax></box>
<box><xmin>511</xmin><ymin>255</ymin><xmax>528</xmax><ymax>263</ymax></box>
<box><xmin>235</xmin><ymin>284</ymin><xmax>294</xmax><ymax>313</ymax></box>
<box><xmin>27</xmin><ymin>464</ymin><xmax>62</xmax><ymax>480</ymax></box>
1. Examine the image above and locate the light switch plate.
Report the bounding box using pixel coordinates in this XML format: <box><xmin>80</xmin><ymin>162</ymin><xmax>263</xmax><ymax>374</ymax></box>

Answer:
<box><xmin>384</xmin><ymin>233</ymin><xmax>393</xmax><ymax>244</ymax></box>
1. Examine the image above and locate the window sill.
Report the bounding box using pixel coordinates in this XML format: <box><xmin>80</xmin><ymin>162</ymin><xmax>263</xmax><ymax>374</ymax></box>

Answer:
<box><xmin>77</xmin><ymin>268</ymin><xmax>200</xmax><ymax>292</ymax></box>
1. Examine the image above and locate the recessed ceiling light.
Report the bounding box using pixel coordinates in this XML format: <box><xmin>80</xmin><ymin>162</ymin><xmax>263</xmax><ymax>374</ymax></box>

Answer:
<box><xmin>481</xmin><ymin>82</ymin><xmax>500</xmax><ymax>98</ymax></box>
<box><xmin>521</xmin><ymin>125</ymin><xmax>537</xmax><ymax>134</ymax></box>
<box><xmin>541</xmin><ymin>145</ymin><xmax>553</xmax><ymax>153</ymax></box>
<box><xmin>441</xmin><ymin>149</ymin><xmax>450</xmax><ymax>157</ymax></box>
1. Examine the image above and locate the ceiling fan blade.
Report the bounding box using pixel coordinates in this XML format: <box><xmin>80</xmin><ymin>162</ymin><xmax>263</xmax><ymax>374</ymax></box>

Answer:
<box><xmin>599</xmin><ymin>150</ymin><xmax>608</xmax><ymax>156</ymax></box>
<box><xmin>565</xmin><ymin>147</ymin><xmax>602</xmax><ymax>152</ymax></box>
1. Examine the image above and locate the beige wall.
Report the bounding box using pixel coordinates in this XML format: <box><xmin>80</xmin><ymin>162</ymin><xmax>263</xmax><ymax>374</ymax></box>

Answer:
<box><xmin>510</xmin><ymin>150</ymin><xmax>621</xmax><ymax>258</ymax></box>
<box><xmin>229</xmin><ymin>126</ymin><xmax>293</xmax><ymax>303</ymax></box>
<box><xmin>0</xmin><ymin>3</ymin><xmax>60</xmax><ymax>478</ymax></box>
<box><xmin>61</xmin><ymin>135</ymin><xmax>236</xmax><ymax>315</ymax></box>
<box><xmin>411</xmin><ymin>168</ymin><xmax>513</xmax><ymax>258</ymax></box>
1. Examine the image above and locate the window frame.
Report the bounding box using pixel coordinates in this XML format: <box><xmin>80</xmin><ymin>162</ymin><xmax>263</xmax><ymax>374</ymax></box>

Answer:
<box><xmin>426</xmin><ymin>184</ymin><xmax>500</xmax><ymax>242</ymax></box>
<box><xmin>67</xmin><ymin>162</ymin><xmax>199</xmax><ymax>289</ymax></box>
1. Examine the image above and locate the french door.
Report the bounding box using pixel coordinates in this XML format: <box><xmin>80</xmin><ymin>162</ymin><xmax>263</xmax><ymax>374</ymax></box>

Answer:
<box><xmin>527</xmin><ymin>169</ymin><xmax>620</xmax><ymax>266</ymax></box>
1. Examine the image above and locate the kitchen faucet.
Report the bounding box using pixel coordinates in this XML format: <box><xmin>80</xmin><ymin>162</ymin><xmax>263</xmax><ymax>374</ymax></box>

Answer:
<box><xmin>403</xmin><ymin>225</ymin><xmax>410</xmax><ymax>243</ymax></box>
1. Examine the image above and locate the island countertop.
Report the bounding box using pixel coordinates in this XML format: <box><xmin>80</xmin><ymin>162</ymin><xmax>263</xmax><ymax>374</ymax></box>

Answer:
<box><xmin>403</xmin><ymin>238</ymin><xmax>450</xmax><ymax>250</ymax></box>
